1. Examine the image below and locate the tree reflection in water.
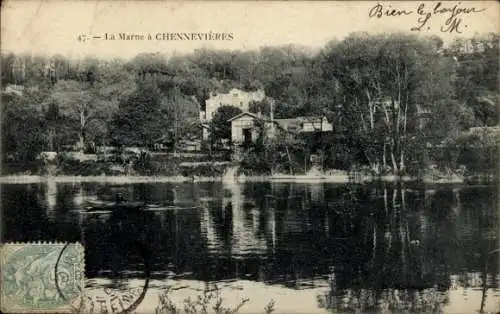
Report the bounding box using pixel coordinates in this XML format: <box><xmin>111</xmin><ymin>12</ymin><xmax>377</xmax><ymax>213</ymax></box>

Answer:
<box><xmin>316</xmin><ymin>185</ymin><xmax>498</xmax><ymax>314</ymax></box>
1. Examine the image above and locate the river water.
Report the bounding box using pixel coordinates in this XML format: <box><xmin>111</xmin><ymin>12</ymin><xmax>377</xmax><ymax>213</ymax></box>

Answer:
<box><xmin>2</xmin><ymin>181</ymin><xmax>499</xmax><ymax>313</ymax></box>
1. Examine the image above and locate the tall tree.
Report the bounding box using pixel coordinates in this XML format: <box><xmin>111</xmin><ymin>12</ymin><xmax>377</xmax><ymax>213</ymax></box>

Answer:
<box><xmin>110</xmin><ymin>82</ymin><xmax>167</xmax><ymax>147</ymax></box>
<box><xmin>209</xmin><ymin>105</ymin><xmax>243</xmax><ymax>145</ymax></box>
<box><xmin>49</xmin><ymin>80</ymin><xmax>98</xmax><ymax>152</ymax></box>
<box><xmin>1</xmin><ymin>92</ymin><xmax>45</xmax><ymax>164</ymax></box>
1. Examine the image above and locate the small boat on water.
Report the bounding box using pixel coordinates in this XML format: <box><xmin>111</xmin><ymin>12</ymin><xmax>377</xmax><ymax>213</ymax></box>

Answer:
<box><xmin>84</xmin><ymin>194</ymin><xmax>202</xmax><ymax>213</ymax></box>
<box><xmin>84</xmin><ymin>194</ymin><xmax>147</xmax><ymax>213</ymax></box>
<box><xmin>142</xmin><ymin>204</ymin><xmax>202</xmax><ymax>212</ymax></box>
<box><xmin>85</xmin><ymin>199</ymin><xmax>116</xmax><ymax>207</ymax></box>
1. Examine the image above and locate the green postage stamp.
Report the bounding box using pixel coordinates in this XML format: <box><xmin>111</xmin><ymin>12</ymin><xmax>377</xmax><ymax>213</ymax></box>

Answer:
<box><xmin>1</xmin><ymin>242</ymin><xmax>85</xmax><ymax>313</ymax></box>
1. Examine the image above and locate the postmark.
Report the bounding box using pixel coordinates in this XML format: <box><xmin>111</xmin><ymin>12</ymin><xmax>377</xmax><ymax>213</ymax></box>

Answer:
<box><xmin>1</xmin><ymin>242</ymin><xmax>85</xmax><ymax>313</ymax></box>
<box><xmin>75</xmin><ymin>285</ymin><xmax>147</xmax><ymax>314</ymax></box>
<box><xmin>55</xmin><ymin>240</ymin><xmax>151</xmax><ymax>314</ymax></box>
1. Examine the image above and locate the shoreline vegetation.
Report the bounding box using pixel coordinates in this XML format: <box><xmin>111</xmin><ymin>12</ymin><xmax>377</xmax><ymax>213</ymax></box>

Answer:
<box><xmin>1</xmin><ymin>149</ymin><xmax>494</xmax><ymax>185</ymax></box>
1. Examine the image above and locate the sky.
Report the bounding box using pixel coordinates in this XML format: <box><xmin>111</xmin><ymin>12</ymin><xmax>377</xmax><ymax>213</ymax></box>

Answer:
<box><xmin>1</xmin><ymin>1</ymin><xmax>499</xmax><ymax>60</ymax></box>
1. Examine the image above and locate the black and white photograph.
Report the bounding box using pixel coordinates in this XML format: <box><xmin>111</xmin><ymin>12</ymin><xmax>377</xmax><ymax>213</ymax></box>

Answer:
<box><xmin>0</xmin><ymin>1</ymin><xmax>499</xmax><ymax>313</ymax></box>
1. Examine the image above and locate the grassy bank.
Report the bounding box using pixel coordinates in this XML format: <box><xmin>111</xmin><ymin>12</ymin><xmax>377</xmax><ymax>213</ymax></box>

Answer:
<box><xmin>2</xmin><ymin>158</ymin><xmax>495</xmax><ymax>185</ymax></box>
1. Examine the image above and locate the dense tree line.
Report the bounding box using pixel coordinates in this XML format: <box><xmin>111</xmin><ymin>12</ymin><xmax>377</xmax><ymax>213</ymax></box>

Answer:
<box><xmin>1</xmin><ymin>32</ymin><xmax>498</xmax><ymax>176</ymax></box>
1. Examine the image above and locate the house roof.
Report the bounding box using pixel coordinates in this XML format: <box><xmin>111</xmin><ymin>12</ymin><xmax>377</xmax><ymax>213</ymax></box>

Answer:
<box><xmin>273</xmin><ymin>118</ymin><xmax>300</xmax><ymax>131</ymax></box>
<box><xmin>274</xmin><ymin>116</ymin><xmax>328</xmax><ymax>130</ymax></box>
<box><xmin>296</xmin><ymin>116</ymin><xmax>326</xmax><ymax>122</ymax></box>
<box><xmin>227</xmin><ymin>111</ymin><xmax>331</xmax><ymax>133</ymax></box>
<box><xmin>227</xmin><ymin>112</ymin><xmax>261</xmax><ymax>122</ymax></box>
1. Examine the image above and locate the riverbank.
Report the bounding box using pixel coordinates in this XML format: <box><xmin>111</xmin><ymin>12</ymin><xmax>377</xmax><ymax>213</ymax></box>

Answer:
<box><xmin>0</xmin><ymin>173</ymin><xmax>473</xmax><ymax>185</ymax></box>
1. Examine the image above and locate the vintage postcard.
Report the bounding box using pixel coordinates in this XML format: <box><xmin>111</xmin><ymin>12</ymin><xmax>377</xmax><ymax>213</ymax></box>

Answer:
<box><xmin>1</xmin><ymin>1</ymin><xmax>499</xmax><ymax>313</ymax></box>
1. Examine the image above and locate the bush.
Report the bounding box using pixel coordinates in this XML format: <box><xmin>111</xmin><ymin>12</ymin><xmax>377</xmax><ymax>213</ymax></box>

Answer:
<box><xmin>1</xmin><ymin>160</ymin><xmax>44</xmax><ymax>175</ymax></box>
<box><xmin>155</xmin><ymin>283</ymin><xmax>275</xmax><ymax>314</ymax></box>
<box><xmin>180</xmin><ymin>163</ymin><xmax>229</xmax><ymax>177</ymax></box>
<box><xmin>58</xmin><ymin>160</ymin><xmax>112</xmax><ymax>176</ymax></box>
<box><xmin>239</xmin><ymin>152</ymin><xmax>273</xmax><ymax>176</ymax></box>
<box><xmin>53</xmin><ymin>153</ymin><xmax>118</xmax><ymax>176</ymax></box>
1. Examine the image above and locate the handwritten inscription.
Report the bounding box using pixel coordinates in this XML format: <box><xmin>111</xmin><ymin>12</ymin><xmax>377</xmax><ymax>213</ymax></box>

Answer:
<box><xmin>369</xmin><ymin>4</ymin><xmax>413</xmax><ymax>18</ymax></box>
<box><xmin>368</xmin><ymin>2</ymin><xmax>486</xmax><ymax>33</ymax></box>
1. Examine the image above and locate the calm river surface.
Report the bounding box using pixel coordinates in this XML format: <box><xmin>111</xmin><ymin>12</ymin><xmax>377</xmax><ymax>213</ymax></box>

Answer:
<box><xmin>2</xmin><ymin>181</ymin><xmax>499</xmax><ymax>313</ymax></box>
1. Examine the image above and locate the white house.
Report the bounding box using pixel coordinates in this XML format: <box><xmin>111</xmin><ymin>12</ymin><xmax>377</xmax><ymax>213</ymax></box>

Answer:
<box><xmin>200</xmin><ymin>88</ymin><xmax>266</xmax><ymax>140</ymax></box>
<box><xmin>201</xmin><ymin>88</ymin><xmax>266</xmax><ymax>122</ymax></box>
